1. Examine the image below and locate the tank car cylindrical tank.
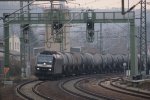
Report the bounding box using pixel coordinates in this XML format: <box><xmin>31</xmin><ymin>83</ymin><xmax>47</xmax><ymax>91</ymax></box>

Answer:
<box><xmin>72</xmin><ymin>52</ymin><xmax>83</xmax><ymax>75</ymax></box>
<box><xmin>61</xmin><ymin>52</ymin><xmax>74</xmax><ymax>75</ymax></box>
<box><xmin>80</xmin><ymin>53</ymin><xmax>87</xmax><ymax>74</ymax></box>
<box><xmin>113</xmin><ymin>55</ymin><xmax>125</xmax><ymax>72</ymax></box>
<box><xmin>93</xmin><ymin>54</ymin><xmax>103</xmax><ymax>73</ymax></box>
<box><xmin>83</xmin><ymin>53</ymin><xmax>94</xmax><ymax>73</ymax></box>
<box><xmin>102</xmin><ymin>54</ymin><xmax>113</xmax><ymax>73</ymax></box>
<box><xmin>59</xmin><ymin>52</ymin><xmax>68</xmax><ymax>75</ymax></box>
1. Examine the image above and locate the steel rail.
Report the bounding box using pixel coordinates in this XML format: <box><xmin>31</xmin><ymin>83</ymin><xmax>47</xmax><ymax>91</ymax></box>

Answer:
<box><xmin>32</xmin><ymin>81</ymin><xmax>54</xmax><ymax>100</ymax></box>
<box><xmin>99</xmin><ymin>78</ymin><xmax>150</xmax><ymax>99</ymax></box>
<box><xmin>16</xmin><ymin>80</ymin><xmax>53</xmax><ymax>100</ymax></box>
<box><xmin>59</xmin><ymin>74</ymin><xmax>116</xmax><ymax>100</ymax></box>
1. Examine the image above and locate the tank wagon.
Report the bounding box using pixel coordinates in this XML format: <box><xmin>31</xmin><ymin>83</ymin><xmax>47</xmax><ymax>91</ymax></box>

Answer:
<box><xmin>35</xmin><ymin>51</ymin><xmax>127</xmax><ymax>80</ymax></box>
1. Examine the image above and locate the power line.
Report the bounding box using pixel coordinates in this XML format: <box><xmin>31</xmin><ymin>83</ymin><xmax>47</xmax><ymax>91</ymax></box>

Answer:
<box><xmin>0</xmin><ymin>0</ymin><xmax>35</xmax><ymax>20</ymax></box>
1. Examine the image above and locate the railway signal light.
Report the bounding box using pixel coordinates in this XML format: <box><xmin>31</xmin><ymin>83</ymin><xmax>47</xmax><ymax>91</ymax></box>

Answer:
<box><xmin>87</xmin><ymin>20</ymin><xmax>94</xmax><ymax>30</ymax></box>
<box><xmin>53</xmin><ymin>22</ymin><xmax>63</xmax><ymax>30</ymax></box>
<box><xmin>86</xmin><ymin>20</ymin><xmax>94</xmax><ymax>42</ymax></box>
<box><xmin>52</xmin><ymin>21</ymin><xmax>63</xmax><ymax>43</ymax></box>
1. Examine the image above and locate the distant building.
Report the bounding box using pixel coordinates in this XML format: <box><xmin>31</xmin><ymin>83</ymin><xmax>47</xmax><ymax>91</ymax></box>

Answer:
<box><xmin>0</xmin><ymin>34</ymin><xmax>20</xmax><ymax>67</ymax></box>
<box><xmin>0</xmin><ymin>34</ymin><xmax>20</xmax><ymax>60</ymax></box>
<box><xmin>9</xmin><ymin>34</ymin><xmax>20</xmax><ymax>52</ymax></box>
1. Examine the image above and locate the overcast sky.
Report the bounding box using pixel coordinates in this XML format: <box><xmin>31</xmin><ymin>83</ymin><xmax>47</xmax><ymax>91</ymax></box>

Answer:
<box><xmin>0</xmin><ymin>0</ymin><xmax>149</xmax><ymax>10</ymax></box>
<box><xmin>67</xmin><ymin>0</ymin><xmax>149</xmax><ymax>9</ymax></box>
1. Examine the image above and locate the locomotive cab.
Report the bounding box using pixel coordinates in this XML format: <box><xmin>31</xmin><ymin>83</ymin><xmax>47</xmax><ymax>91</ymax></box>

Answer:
<box><xmin>35</xmin><ymin>54</ymin><xmax>54</xmax><ymax>77</ymax></box>
<box><xmin>35</xmin><ymin>51</ymin><xmax>63</xmax><ymax>80</ymax></box>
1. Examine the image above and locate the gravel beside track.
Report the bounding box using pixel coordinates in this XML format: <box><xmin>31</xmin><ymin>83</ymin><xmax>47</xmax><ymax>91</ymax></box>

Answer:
<box><xmin>0</xmin><ymin>84</ymin><xmax>22</xmax><ymax>100</ymax></box>
<box><xmin>78</xmin><ymin>77</ymin><xmax>149</xmax><ymax>100</ymax></box>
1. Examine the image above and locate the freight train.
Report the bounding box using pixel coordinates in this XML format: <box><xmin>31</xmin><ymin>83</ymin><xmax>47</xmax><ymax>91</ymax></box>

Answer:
<box><xmin>35</xmin><ymin>51</ymin><xmax>129</xmax><ymax>80</ymax></box>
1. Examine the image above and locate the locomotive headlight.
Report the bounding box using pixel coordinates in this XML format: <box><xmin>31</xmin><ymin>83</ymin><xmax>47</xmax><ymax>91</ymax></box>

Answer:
<box><xmin>37</xmin><ymin>68</ymin><xmax>40</xmax><ymax>70</ymax></box>
<box><xmin>43</xmin><ymin>63</ymin><xmax>46</xmax><ymax>65</ymax></box>
<box><xmin>49</xmin><ymin>69</ymin><xmax>51</xmax><ymax>71</ymax></box>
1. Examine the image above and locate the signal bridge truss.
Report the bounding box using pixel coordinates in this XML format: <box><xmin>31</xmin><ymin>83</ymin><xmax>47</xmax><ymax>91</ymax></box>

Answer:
<box><xmin>4</xmin><ymin>12</ymin><xmax>134</xmax><ymax>24</ymax></box>
<box><xmin>3</xmin><ymin>11</ymin><xmax>137</xmax><ymax>77</ymax></box>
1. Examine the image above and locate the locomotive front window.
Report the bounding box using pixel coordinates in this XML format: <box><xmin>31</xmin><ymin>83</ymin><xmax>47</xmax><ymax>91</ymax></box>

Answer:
<box><xmin>37</xmin><ymin>55</ymin><xmax>53</xmax><ymax>64</ymax></box>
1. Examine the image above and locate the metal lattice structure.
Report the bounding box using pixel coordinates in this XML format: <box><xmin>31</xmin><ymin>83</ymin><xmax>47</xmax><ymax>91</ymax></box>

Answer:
<box><xmin>121</xmin><ymin>0</ymin><xmax>149</xmax><ymax>79</ymax></box>
<box><xmin>140</xmin><ymin>0</ymin><xmax>148</xmax><ymax>75</ymax></box>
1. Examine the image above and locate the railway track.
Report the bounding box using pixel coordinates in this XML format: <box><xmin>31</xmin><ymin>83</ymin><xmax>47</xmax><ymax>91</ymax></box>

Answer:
<box><xmin>16</xmin><ymin>80</ymin><xmax>53</xmax><ymax>100</ymax></box>
<box><xmin>76</xmin><ymin>76</ymin><xmax>150</xmax><ymax>100</ymax></box>
<box><xmin>99</xmin><ymin>78</ymin><xmax>150</xmax><ymax>100</ymax></box>
<box><xmin>59</xmin><ymin>74</ymin><xmax>116</xmax><ymax>100</ymax></box>
<box><xmin>16</xmin><ymin>74</ymin><xmax>150</xmax><ymax>100</ymax></box>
